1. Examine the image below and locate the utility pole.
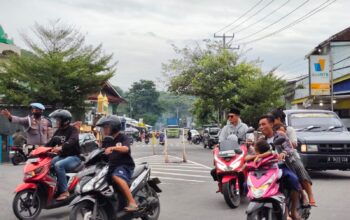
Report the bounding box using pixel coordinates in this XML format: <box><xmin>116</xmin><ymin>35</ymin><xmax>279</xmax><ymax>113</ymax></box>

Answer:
<box><xmin>213</xmin><ymin>33</ymin><xmax>240</xmax><ymax>50</ymax></box>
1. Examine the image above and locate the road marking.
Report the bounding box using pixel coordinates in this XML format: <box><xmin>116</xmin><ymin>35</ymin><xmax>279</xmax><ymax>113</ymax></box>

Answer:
<box><xmin>151</xmin><ymin>176</ymin><xmax>206</xmax><ymax>183</ymax></box>
<box><xmin>151</xmin><ymin>171</ymin><xmax>211</xmax><ymax>178</ymax></box>
<box><xmin>149</xmin><ymin>165</ymin><xmax>210</xmax><ymax>169</ymax></box>
<box><xmin>170</xmin><ymin>155</ymin><xmax>213</xmax><ymax>170</ymax></box>
<box><xmin>151</xmin><ymin>168</ymin><xmax>210</xmax><ymax>173</ymax></box>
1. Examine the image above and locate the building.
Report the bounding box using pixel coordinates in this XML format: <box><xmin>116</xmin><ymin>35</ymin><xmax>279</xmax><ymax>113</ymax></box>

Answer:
<box><xmin>287</xmin><ymin>27</ymin><xmax>350</xmax><ymax>127</ymax></box>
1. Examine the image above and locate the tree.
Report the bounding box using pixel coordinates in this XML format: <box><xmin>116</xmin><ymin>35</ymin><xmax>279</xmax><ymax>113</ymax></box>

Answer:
<box><xmin>126</xmin><ymin>80</ymin><xmax>162</xmax><ymax>125</ymax></box>
<box><xmin>0</xmin><ymin>20</ymin><xmax>116</xmax><ymax>119</ymax></box>
<box><xmin>163</xmin><ymin>40</ymin><xmax>286</xmax><ymax>126</ymax></box>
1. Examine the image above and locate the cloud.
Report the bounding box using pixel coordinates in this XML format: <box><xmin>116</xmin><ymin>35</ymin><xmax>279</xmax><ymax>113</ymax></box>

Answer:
<box><xmin>0</xmin><ymin>0</ymin><xmax>349</xmax><ymax>90</ymax></box>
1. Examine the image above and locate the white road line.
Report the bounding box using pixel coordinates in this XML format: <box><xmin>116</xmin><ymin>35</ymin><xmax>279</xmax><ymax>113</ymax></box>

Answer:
<box><xmin>149</xmin><ymin>165</ymin><xmax>210</xmax><ymax>169</ymax></box>
<box><xmin>151</xmin><ymin>171</ymin><xmax>211</xmax><ymax>178</ymax></box>
<box><xmin>134</xmin><ymin>155</ymin><xmax>159</xmax><ymax>161</ymax></box>
<box><xmin>151</xmin><ymin>168</ymin><xmax>210</xmax><ymax>173</ymax></box>
<box><xmin>146</xmin><ymin>162</ymin><xmax>201</xmax><ymax>166</ymax></box>
<box><xmin>170</xmin><ymin>155</ymin><xmax>213</xmax><ymax>170</ymax></box>
<box><xmin>151</xmin><ymin>176</ymin><xmax>206</xmax><ymax>183</ymax></box>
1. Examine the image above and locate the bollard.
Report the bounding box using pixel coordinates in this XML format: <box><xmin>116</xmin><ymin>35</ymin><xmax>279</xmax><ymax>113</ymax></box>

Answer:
<box><xmin>164</xmin><ymin>129</ymin><xmax>169</xmax><ymax>163</ymax></box>
<box><xmin>182</xmin><ymin>128</ymin><xmax>187</xmax><ymax>163</ymax></box>
<box><xmin>151</xmin><ymin>132</ymin><xmax>156</xmax><ymax>155</ymax></box>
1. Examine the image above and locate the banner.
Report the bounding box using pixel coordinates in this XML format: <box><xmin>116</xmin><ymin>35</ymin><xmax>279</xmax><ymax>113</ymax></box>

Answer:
<box><xmin>310</xmin><ymin>55</ymin><xmax>330</xmax><ymax>96</ymax></box>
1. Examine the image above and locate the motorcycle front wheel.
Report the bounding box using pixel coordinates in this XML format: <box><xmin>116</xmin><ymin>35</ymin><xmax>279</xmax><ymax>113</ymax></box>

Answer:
<box><xmin>222</xmin><ymin>180</ymin><xmax>240</xmax><ymax>208</ymax></box>
<box><xmin>13</xmin><ymin>189</ymin><xmax>42</xmax><ymax>220</ymax></box>
<box><xmin>69</xmin><ymin>201</ymin><xmax>108</xmax><ymax>220</ymax></box>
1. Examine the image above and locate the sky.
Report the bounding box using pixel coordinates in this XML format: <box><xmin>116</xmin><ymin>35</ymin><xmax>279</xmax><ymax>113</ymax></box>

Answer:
<box><xmin>1</xmin><ymin>0</ymin><xmax>349</xmax><ymax>91</ymax></box>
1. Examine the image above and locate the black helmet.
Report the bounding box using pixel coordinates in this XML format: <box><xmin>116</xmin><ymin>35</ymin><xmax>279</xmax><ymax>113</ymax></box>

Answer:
<box><xmin>49</xmin><ymin>109</ymin><xmax>72</xmax><ymax>127</ymax></box>
<box><xmin>96</xmin><ymin>115</ymin><xmax>122</xmax><ymax>135</ymax></box>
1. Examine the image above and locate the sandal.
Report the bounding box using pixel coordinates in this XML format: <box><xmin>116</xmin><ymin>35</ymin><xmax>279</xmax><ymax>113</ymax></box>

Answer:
<box><xmin>56</xmin><ymin>192</ymin><xmax>70</xmax><ymax>201</ymax></box>
<box><xmin>124</xmin><ymin>204</ymin><xmax>139</xmax><ymax>212</ymax></box>
<box><xmin>309</xmin><ymin>201</ymin><xmax>317</xmax><ymax>207</ymax></box>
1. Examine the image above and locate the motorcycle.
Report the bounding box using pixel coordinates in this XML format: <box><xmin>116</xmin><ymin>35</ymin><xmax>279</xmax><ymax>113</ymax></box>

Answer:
<box><xmin>192</xmin><ymin>135</ymin><xmax>202</xmax><ymax>145</ymax></box>
<box><xmin>212</xmin><ymin>135</ymin><xmax>248</xmax><ymax>208</ymax></box>
<box><xmin>69</xmin><ymin>147</ymin><xmax>162</xmax><ymax>220</ymax></box>
<box><xmin>246</xmin><ymin>137</ymin><xmax>311</xmax><ymax>220</ymax></box>
<box><xmin>9</xmin><ymin>145</ymin><xmax>36</xmax><ymax>166</ymax></box>
<box><xmin>12</xmin><ymin>146</ymin><xmax>85</xmax><ymax>220</ymax></box>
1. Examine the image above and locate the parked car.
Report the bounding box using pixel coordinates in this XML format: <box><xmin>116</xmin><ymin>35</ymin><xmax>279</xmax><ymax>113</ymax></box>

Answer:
<box><xmin>285</xmin><ymin>109</ymin><xmax>350</xmax><ymax>171</ymax></box>
<box><xmin>203</xmin><ymin>126</ymin><xmax>221</xmax><ymax>149</ymax></box>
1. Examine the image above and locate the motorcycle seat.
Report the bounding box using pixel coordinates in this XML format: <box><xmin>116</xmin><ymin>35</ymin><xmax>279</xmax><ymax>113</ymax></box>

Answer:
<box><xmin>131</xmin><ymin>164</ymin><xmax>148</xmax><ymax>179</ymax></box>
<box><xmin>67</xmin><ymin>162</ymin><xmax>85</xmax><ymax>173</ymax></box>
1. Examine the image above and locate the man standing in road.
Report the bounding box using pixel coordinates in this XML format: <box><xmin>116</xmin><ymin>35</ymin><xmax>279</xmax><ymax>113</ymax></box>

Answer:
<box><xmin>219</xmin><ymin>107</ymin><xmax>248</xmax><ymax>142</ymax></box>
<box><xmin>0</xmin><ymin>103</ymin><xmax>52</xmax><ymax>146</ymax></box>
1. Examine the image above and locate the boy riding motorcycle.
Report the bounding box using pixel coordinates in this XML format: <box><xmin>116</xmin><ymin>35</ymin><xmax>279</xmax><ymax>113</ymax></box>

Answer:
<box><xmin>96</xmin><ymin>115</ymin><xmax>138</xmax><ymax>212</ymax></box>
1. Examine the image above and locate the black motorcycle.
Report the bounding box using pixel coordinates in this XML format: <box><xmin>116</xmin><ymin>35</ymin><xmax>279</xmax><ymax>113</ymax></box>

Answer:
<box><xmin>69</xmin><ymin>149</ymin><xmax>162</xmax><ymax>220</ymax></box>
<box><xmin>9</xmin><ymin>145</ymin><xmax>34</xmax><ymax>165</ymax></box>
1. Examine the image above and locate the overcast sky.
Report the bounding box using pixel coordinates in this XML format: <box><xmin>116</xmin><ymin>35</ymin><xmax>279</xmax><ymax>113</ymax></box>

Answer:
<box><xmin>1</xmin><ymin>0</ymin><xmax>349</xmax><ymax>91</ymax></box>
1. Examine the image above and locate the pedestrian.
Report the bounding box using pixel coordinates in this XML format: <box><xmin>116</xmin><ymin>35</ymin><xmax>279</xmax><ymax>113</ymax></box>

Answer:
<box><xmin>187</xmin><ymin>129</ymin><xmax>192</xmax><ymax>144</ymax></box>
<box><xmin>0</xmin><ymin>103</ymin><xmax>52</xmax><ymax>146</ymax></box>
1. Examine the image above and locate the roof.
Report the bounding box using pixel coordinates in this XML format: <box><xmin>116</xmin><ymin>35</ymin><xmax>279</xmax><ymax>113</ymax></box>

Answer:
<box><xmin>284</xmin><ymin>109</ymin><xmax>334</xmax><ymax>114</ymax></box>
<box><xmin>306</xmin><ymin>26</ymin><xmax>350</xmax><ymax>58</ymax></box>
<box><xmin>88</xmin><ymin>81</ymin><xmax>127</xmax><ymax>104</ymax></box>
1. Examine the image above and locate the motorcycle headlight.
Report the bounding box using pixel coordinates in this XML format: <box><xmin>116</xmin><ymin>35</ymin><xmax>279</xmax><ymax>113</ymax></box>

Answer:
<box><xmin>248</xmin><ymin>173</ymin><xmax>276</xmax><ymax>198</ymax></box>
<box><xmin>24</xmin><ymin>166</ymin><xmax>45</xmax><ymax>179</ymax></box>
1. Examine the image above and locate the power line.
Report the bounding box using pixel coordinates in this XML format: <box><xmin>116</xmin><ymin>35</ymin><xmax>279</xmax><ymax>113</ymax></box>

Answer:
<box><xmin>235</xmin><ymin>0</ymin><xmax>290</xmax><ymax>34</ymax></box>
<box><xmin>214</xmin><ymin>0</ymin><xmax>264</xmax><ymax>35</ymax></box>
<box><xmin>235</xmin><ymin>0</ymin><xmax>311</xmax><ymax>42</ymax></box>
<box><xmin>333</xmin><ymin>55</ymin><xmax>350</xmax><ymax>65</ymax></box>
<box><xmin>225</xmin><ymin>0</ymin><xmax>275</xmax><ymax>33</ymax></box>
<box><xmin>240</xmin><ymin>0</ymin><xmax>336</xmax><ymax>45</ymax></box>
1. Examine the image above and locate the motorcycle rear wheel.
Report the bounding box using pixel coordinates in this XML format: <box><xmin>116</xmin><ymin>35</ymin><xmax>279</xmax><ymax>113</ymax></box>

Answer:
<box><xmin>69</xmin><ymin>201</ymin><xmax>108</xmax><ymax>220</ymax></box>
<box><xmin>13</xmin><ymin>189</ymin><xmax>42</xmax><ymax>220</ymax></box>
<box><xmin>141</xmin><ymin>187</ymin><xmax>160</xmax><ymax>220</ymax></box>
<box><xmin>222</xmin><ymin>180</ymin><xmax>240</xmax><ymax>208</ymax></box>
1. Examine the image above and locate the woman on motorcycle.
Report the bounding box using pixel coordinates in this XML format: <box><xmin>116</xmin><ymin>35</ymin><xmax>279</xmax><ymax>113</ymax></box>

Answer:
<box><xmin>46</xmin><ymin>109</ymin><xmax>80</xmax><ymax>201</ymax></box>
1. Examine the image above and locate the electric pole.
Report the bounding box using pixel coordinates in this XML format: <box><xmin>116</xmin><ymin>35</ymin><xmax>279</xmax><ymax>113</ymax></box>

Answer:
<box><xmin>213</xmin><ymin>33</ymin><xmax>240</xmax><ymax>50</ymax></box>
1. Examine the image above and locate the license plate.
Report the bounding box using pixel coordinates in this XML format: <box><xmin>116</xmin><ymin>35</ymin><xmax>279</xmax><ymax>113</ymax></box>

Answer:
<box><xmin>327</xmin><ymin>156</ymin><xmax>348</xmax><ymax>164</ymax></box>
<box><xmin>9</xmin><ymin>151</ymin><xmax>16</xmax><ymax>158</ymax></box>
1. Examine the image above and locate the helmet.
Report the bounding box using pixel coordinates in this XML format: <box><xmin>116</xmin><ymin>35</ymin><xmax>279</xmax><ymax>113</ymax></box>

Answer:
<box><xmin>49</xmin><ymin>109</ymin><xmax>72</xmax><ymax>127</ymax></box>
<box><xmin>30</xmin><ymin>103</ymin><xmax>45</xmax><ymax>110</ymax></box>
<box><xmin>96</xmin><ymin>115</ymin><xmax>122</xmax><ymax>135</ymax></box>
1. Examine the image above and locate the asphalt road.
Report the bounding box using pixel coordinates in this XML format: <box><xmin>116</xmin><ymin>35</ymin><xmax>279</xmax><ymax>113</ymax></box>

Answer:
<box><xmin>1</xmin><ymin>138</ymin><xmax>350</xmax><ymax>219</ymax></box>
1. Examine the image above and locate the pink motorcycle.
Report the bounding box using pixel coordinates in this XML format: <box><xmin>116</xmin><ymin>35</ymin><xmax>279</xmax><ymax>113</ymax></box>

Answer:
<box><xmin>246</xmin><ymin>154</ymin><xmax>285</xmax><ymax>220</ymax></box>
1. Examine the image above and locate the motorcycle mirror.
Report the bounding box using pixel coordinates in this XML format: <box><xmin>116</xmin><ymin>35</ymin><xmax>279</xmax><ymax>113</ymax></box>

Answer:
<box><xmin>247</xmin><ymin>127</ymin><xmax>255</xmax><ymax>133</ymax></box>
<box><xmin>273</xmin><ymin>137</ymin><xmax>285</xmax><ymax>146</ymax></box>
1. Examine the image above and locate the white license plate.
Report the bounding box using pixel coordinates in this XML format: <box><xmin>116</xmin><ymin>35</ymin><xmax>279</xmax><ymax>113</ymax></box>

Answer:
<box><xmin>327</xmin><ymin>156</ymin><xmax>348</xmax><ymax>164</ymax></box>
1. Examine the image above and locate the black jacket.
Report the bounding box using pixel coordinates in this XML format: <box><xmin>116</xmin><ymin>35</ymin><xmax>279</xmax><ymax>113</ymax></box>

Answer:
<box><xmin>46</xmin><ymin>126</ymin><xmax>80</xmax><ymax>157</ymax></box>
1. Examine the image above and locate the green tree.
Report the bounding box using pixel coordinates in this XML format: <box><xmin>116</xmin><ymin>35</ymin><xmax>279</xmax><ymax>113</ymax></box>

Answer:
<box><xmin>0</xmin><ymin>20</ymin><xmax>116</xmax><ymax>118</ymax></box>
<box><xmin>163</xmin><ymin>40</ymin><xmax>286</xmax><ymax>126</ymax></box>
<box><xmin>126</xmin><ymin>80</ymin><xmax>162</xmax><ymax>125</ymax></box>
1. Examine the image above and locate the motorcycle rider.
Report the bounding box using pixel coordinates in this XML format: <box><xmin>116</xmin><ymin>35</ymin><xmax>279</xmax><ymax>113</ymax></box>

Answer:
<box><xmin>257</xmin><ymin>115</ymin><xmax>301</xmax><ymax>220</ymax></box>
<box><xmin>219</xmin><ymin>107</ymin><xmax>248</xmax><ymax>143</ymax></box>
<box><xmin>46</xmin><ymin>109</ymin><xmax>80</xmax><ymax>201</ymax></box>
<box><xmin>96</xmin><ymin>115</ymin><xmax>138</xmax><ymax>212</ymax></box>
<box><xmin>0</xmin><ymin>103</ymin><xmax>52</xmax><ymax>146</ymax></box>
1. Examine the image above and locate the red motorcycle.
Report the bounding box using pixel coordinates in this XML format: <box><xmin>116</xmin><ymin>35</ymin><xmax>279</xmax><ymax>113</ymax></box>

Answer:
<box><xmin>12</xmin><ymin>146</ymin><xmax>83</xmax><ymax>220</ymax></box>
<box><xmin>213</xmin><ymin>137</ymin><xmax>248</xmax><ymax>208</ymax></box>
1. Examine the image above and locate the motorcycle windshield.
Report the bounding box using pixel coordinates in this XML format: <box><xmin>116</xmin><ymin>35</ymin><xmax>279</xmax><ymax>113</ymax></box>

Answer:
<box><xmin>220</xmin><ymin>139</ymin><xmax>240</xmax><ymax>153</ymax></box>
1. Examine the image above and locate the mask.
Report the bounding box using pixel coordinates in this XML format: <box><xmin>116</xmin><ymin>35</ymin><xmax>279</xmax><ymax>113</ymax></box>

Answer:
<box><xmin>33</xmin><ymin>112</ymin><xmax>42</xmax><ymax>118</ymax></box>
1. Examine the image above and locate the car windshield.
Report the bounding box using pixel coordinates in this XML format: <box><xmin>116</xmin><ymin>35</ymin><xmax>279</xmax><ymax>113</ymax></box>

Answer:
<box><xmin>209</xmin><ymin>128</ymin><xmax>220</xmax><ymax>135</ymax></box>
<box><xmin>289</xmin><ymin>112</ymin><xmax>344</xmax><ymax>131</ymax></box>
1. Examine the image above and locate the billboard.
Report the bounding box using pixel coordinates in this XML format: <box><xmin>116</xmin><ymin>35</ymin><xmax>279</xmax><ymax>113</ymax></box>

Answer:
<box><xmin>310</xmin><ymin>55</ymin><xmax>330</xmax><ymax>96</ymax></box>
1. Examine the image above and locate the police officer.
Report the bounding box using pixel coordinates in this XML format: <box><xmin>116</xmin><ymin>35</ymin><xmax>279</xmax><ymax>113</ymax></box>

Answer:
<box><xmin>0</xmin><ymin>103</ymin><xmax>52</xmax><ymax>146</ymax></box>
